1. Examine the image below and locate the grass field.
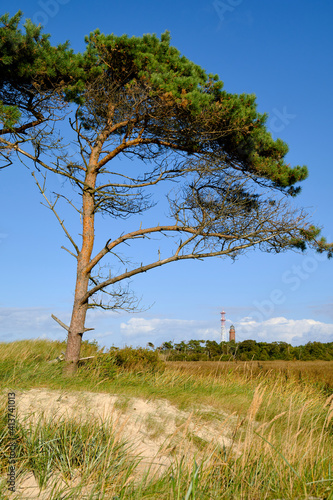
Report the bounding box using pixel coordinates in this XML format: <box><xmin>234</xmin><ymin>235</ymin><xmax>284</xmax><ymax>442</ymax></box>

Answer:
<box><xmin>1</xmin><ymin>340</ymin><xmax>332</xmax><ymax>499</ymax></box>
<box><xmin>167</xmin><ymin>360</ymin><xmax>333</xmax><ymax>393</ymax></box>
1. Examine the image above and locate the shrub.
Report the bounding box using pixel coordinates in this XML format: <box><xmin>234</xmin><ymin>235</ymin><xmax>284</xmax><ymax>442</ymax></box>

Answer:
<box><xmin>112</xmin><ymin>347</ymin><xmax>164</xmax><ymax>373</ymax></box>
<box><xmin>82</xmin><ymin>347</ymin><xmax>164</xmax><ymax>379</ymax></box>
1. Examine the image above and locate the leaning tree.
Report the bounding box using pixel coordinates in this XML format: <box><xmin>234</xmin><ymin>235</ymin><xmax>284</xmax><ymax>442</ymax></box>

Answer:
<box><xmin>1</xmin><ymin>16</ymin><xmax>332</xmax><ymax>374</ymax></box>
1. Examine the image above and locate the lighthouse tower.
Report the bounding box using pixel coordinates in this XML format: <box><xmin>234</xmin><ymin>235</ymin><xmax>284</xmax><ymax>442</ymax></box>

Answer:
<box><xmin>220</xmin><ymin>311</ymin><xmax>226</xmax><ymax>343</ymax></box>
<box><xmin>229</xmin><ymin>325</ymin><xmax>235</xmax><ymax>342</ymax></box>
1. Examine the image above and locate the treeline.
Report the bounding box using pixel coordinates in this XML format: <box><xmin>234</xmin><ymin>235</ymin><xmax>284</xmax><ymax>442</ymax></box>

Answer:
<box><xmin>156</xmin><ymin>340</ymin><xmax>333</xmax><ymax>361</ymax></box>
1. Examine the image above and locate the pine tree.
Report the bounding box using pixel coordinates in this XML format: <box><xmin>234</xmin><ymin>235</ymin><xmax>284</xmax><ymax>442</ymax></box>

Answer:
<box><xmin>0</xmin><ymin>11</ymin><xmax>83</xmax><ymax>165</ymax></box>
<box><xmin>1</xmin><ymin>15</ymin><xmax>332</xmax><ymax>374</ymax></box>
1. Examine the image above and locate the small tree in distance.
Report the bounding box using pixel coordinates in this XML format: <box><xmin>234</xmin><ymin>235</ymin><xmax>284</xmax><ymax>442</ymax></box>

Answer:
<box><xmin>1</xmin><ymin>13</ymin><xmax>332</xmax><ymax>375</ymax></box>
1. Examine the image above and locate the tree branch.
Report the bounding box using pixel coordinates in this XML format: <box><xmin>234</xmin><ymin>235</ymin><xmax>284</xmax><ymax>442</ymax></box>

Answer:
<box><xmin>0</xmin><ymin>117</ymin><xmax>46</xmax><ymax>136</ymax></box>
<box><xmin>81</xmin><ymin>238</ymin><xmax>271</xmax><ymax>305</ymax></box>
<box><xmin>32</xmin><ymin>172</ymin><xmax>80</xmax><ymax>255</ymax></box>
<box><xmin>85</xmin><ymin>224</ymin><xmax>235</xmax><ymax>274</ymax></box>
<box><xmin>51</xmin><ymin>314</ymin><xmax>94</xmax><ymax>333</ymax></box>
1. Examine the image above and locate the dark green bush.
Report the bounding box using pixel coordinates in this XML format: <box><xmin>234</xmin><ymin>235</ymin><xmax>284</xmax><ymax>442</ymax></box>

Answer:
<box><xmin>81</xmin><ymin>347</ymin><xmax>164</xmax><ymax>379</ymax></box>
<box><xmin>112</xmin><ymin>347</ymin><xmax>164</xmax><ymax>372</ymax></box>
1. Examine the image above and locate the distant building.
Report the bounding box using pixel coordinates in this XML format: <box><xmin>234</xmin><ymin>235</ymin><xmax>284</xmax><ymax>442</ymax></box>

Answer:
<box><xmin>229</xmin><ymin>325</ymin><xmax>235</xmax><ymax>342</ymax></box>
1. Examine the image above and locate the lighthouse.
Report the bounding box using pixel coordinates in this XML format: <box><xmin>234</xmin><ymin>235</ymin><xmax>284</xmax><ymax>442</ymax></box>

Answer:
<box><xmin>220</xmin><ymin>311</ymin><xmax>226</xmax><ymax>342</ymax></box>
<box><xmin>229</xmin><ymin>325</ymin><xmax>235</xmax><ymax>342</ymax></box>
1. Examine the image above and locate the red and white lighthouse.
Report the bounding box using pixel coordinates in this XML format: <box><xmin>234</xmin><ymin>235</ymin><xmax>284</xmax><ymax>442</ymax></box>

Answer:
<box><xmin>221</xmin><ymin>310</ymin><xmax>226</xmax><ymax>342</ymax></box>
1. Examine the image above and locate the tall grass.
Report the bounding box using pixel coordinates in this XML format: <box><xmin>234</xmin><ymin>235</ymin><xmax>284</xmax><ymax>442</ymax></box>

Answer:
<box><xmin>1</xmin><ymin>406</ymin><xmax>139</xmax><ymax>498</ymax></box>
<box><xmin>1</xmin><ymin>388</ymin><xmax>332</xmax><ymax>498</ymax></box>
<box><xmin>0</xmin><ymin>340</ymin><xmax>332</xmax><ymax>498</ymax></box>
<box><xmin>167</xmin><ymin>360</ymin><xmax>333</xmax><ymax>393</ymax></box>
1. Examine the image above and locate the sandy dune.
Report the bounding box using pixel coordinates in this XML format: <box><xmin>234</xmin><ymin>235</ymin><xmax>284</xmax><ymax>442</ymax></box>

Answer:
<box><xmin>2</xmin><ymin>388</ymin><xmax>234</xmax><ymax>499</ymax></box>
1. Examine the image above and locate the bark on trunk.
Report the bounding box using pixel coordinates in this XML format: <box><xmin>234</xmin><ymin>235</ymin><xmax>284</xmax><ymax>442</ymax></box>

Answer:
<box><xmin>64</xmin><ymin>165</ymin><xmax>97</xmax><ymax>376</ymax></box>
<box><xmin>63</xmin><ymin>292</ymin><xmax>89</xmax><ymax>376</ymax></box>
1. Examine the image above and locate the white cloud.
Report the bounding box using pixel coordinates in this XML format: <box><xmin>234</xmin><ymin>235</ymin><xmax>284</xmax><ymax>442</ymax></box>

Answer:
<box><xmin>238</xmin><ymin>316</ymin><xmax>333</xmax><ymax>345</ymax></box>
<box><xmin>0</xmin><ymin>307</ymin><xmax>69</xmax><ymax>342</ymax></box>
<box><xmin>0</xmin><ymin>306</ymin><xmax>120</xmax><ymax>343</ymax></box>
<box><xmin>196</xmin><ymin>328</ymin><xmax>220</xmax><ymax>339</ymax></box>
<box><xmin>115</xmin><ymin>315</ymin><xmax>333</xmax><ymax>347</ymax></box>
<box><xmin>121</xmin><ymin>317</ymin><xmax>197</xmax><ymax>335</ymax></box>
<box><xmin>86</xmin><ymin>309</ymin><xmax>119</xmax><ymax>321</ymax></box>
<box><xmin>2</xmin><ymin>307</ymin><xmax>332</xmax><ymax>349</ymax></box>
<box><xmin>120</xmin><ymin>318</ymin><xmax>158</xmax><ymax>334</ymax></box>
<box><xmin>119</xmin><ymin>317</ymin><xmax>220</xmax><ymax>345</ymax></box>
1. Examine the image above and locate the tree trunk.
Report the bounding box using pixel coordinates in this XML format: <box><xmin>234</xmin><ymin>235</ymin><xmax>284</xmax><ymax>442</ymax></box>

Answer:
<box><xmin>64</xmin><ymin>166</ymin><xmax>97</xmax><ymax>375</ymax></box>
<box><xmin>63</xmin><ymin>287</ymin><xmax>89</xmax><ymax>376</ymax></box>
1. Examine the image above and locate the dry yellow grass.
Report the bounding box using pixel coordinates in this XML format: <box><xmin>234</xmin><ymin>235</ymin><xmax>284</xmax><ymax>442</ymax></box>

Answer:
<box><xmin>1</xmin><ymin>341</ymin><xmax>333</xmax><ymax>498</ymax></box>
<box><xmin>167</xmin><ymin>360</ymin><xmax>333</xmax><ymax>391</ymax></box>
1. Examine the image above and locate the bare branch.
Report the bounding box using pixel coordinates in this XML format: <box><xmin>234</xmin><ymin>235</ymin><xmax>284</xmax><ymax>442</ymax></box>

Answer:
<box><xmin>0</xmin><ymin>117</ymin><xmax>46</xmax><ymax>136</ymax></box>
<box><xmin>81</xmin><ymin>240</ymin><xmax>257</xmax><ymax>305</ymax></box>
<box><xmin>32</xmin><ymin>172</ymin><xmax>80</xmax><ymax>255</ymax></box>
<box><xmin>51</xmin><ymin>314</ymin><xmax>69</xmax><ymax>331</ymax></box>
<box><xmin>61</xmin><ymin>246</ymin><xmax>78</xmax><ymax>259</ymax></box>
<box><xmin>51</xmin><ymin>314</ymin><xmax>95</xmax><ymax>333</ymax></box>
<box><xmin>85</xmin><ymin>223</ymin><xmax>233</xmax><ymax>274</ymax></box>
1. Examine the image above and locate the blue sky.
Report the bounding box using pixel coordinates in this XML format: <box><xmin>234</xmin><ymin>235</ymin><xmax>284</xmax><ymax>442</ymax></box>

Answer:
<box><xmin>1</xmin><ymin>0</ymin><xmax>333</xmax><ymax>348</ymax></box>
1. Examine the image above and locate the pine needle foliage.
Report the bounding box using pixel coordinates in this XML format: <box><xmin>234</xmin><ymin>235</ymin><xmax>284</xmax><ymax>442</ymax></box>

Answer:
<box><xmin>0</xmin><ymin>11</ymin><xmax>84</xmax><ymax>131</ymax></box>
<box><xmin>1</xmin><ymin>13</ymin><xmax>332</xmax><ymax>370</ymax></box>
<box><xmin>80</xmin><ymin>29</ymin><xmax>308</xmax><ymax>191</ymax></box>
